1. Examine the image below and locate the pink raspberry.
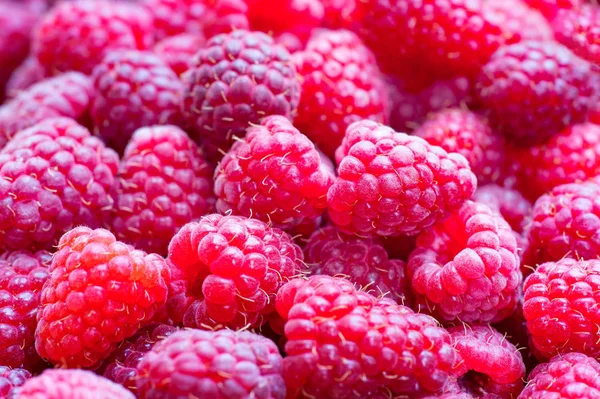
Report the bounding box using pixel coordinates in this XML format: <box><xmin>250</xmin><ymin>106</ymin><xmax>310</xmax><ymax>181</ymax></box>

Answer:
<box><xmin>328</xmin><ymin>120</ymin><xmax>477</xmax><ymax>237</ymax></box>
<box><xmin>4</xmin><ymin>57</ymin><xmax>46</xmax><ymax>99</ymax></box>
<box><xmin>141</xmin><ymin>0</ymin><xmax>211</xmax><ymax>40</ymax></box>
<box><xmin>112</xmin><ymin>125</ymin><xmax>214</xmax><ymax>255</ymax></box>
<box><xmin>0</xmin><ymin>366</ymin><xmax>30</xmax><ymax>399</ymax></box>
<box><xmin>484</xmin><ymin>0</ymin><xmax>553</xmax><ymax>42</ymax></box>
<box><xmin>552</xmin><ymin>5</ymin><xmax>600</xmax><ymax>65</ymax></box>
<box><xmin>247</xmin><ymin>0</ymin><xmax>324</xmax><ymax>43</ymax></box>
<box><xmin>408</xmin><ymin>200</ymin><xmax>522</xmax><ymax>323</ymax></box>
<box><xmin>35</xmin><ymin>227</ymin><xmax>170</xmax><ymax>368</ymax></box>
<box><xmin>214</xmin><ymin>115</ymin><xmax>334</xmax><ymax>232</ymax></box>
<box><xmin>202</xmin><ymin>0</ymin><xmax>251</xmax><ymax>38</ymax></box>
<box><xmin>153</xmin><ymin>33</ymin><xmax>205</xmax><ymax>76</ymax></box>
<box><xmin>523</xmin><ymin>0</ymin><xmax>580</xmax><ymax>19</ymax></box>
<box><xmin>472</xmin><ymin>184</ymin><xmax>532</xmax><ymax>234</ymax></box>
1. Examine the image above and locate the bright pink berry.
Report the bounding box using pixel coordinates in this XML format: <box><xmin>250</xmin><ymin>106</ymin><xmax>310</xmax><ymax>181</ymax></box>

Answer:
<box><xmin>472</xmin><ymin>184</ymin><xmax>532</xmax><ymax>234</ymax></box>
<box><xmin>552</xmin><ymin>5</ymin><xmax>600</xmax><ymax>65</ymax></box>
<box><xmin>247</xmin><ymin>0</ymin><xmax>324</xmax><ymax>43</ymax></box>
<box><xmin>0</xmin><ymin>366</ymin><xmax>30</xmax><ymax>398</ymax></box>
<box><xmin>523</xmin><ymin>0</ymin><xmax>580</xmax><ymax>19</ymax></box>
<box><xmin>141</xmin><ymin>0</ymin><xmax>211</xmax><ymax>40</ymax></box>
<box><xmin>4</xmin><ymin>57</ymin><xmax>46</xmax><ymax>99</ymax></box>
<box><xmin>484</xmin><ymin>0</ymin><xmax>553</xmax><ymax>42</ymax></box>
<box><xmin>153</xmin><ymin>33</ymin><xmax>205</xmax><ymax>76</ymax></box>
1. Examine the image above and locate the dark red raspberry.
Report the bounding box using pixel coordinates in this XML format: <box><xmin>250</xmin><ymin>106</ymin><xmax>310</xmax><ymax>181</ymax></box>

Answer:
<box><xmin>414</xmin><ymin>108</ymin><xmax>505</xmax><ymax>185</ymax></box>
<box><xmin>277</xmin><ymin>275</ymin><xmax>457</xmax><ymax>397</ymax></box>
<box><xmin>518</xmin><ymin>353</ymin><xmax>600</xmax><ymax>398</ymax></box>
<box><xmin>16</xmin><ymin>369</ymin><xmax>135</xmax><ymax>399</ymax></box>
<box><xmin>523</xmin><ymin>0</ymin><xmax>580</xmax><ymax>19</ymax></box>
<box><xmin>303</xmin><ymin>225</ymin><xmax>409</xmax><ymax>303</ymax></box>
<box><xmin>292</xmin><ymin>29</ymin><xmax>388</xmax><ymax>158</ymax></box>
<box><xmin>100</xmin><ymin>323</ymin><xmax>178</xmax><ymax>393</ymax></box>
<box><xmin>321</xmin><ymin>0</ymin><xmax>361</xmax><ymax>29</ymax></box>
<box><xmin>475</xmin><ymin>41</ymin><xmax>598</xmax><ymax>146</ymax></box>
<box><xmin>328</xmin><ymin>120</ymin><xmax>477</xmax><ymax>237</ymax></box>
<box><xmin>33</xmin><ymin>0</ymin><xmax>154</xmax><ymax>75</ymax></box>
<box><xmin>552</xmin><ymin>5</ymin><xmax>600</xmax><ymax>65</ymax></box>
<box><xmin>153</xmin><ymin>33</ymin><xmax>205</xmax><ymax>76</ymax></box>
<box><xmin>0</xmin><ymin>366</ymin><xmax>30</xmax><ymax>399</ymax></box>
<box><xmin>35</xmin><ymin>227</ymin><xmax>170</xmax><ymax>368</ymax></box>
<box><xmin>0</xmin><ymin>72</ymin><xmax>94</xmax><ymax>149</ymax></box>
<box><xmin>91</xmin><ymin>50</ymin><xmax>183</xmax><ymax>154</ymax></box>
<box><xmin>408</xmin><ymin>200</ymin><xmax>522</xmax><ymax>323</ymax></box>
<box><xmin>181</xmin><ymin>30</ymin><xmax>301</xmax><ymax>161</ymax></box>
<box><xmin>167</xmin><ymin>214</ymin><xmax>303</xmax><ymax>329</ymax></box>
<box><xmin>247</xmin><ymin>0</ymin><xmax>324</xmax><ymax>43</ymax></box>
<box><xmin>472</xmin><ymin>184</ymin><xmax>532</xmax><ymax>234</ymax></box>
<box><xmin>4</xmin><ymin>57</ymin><xmax>46</xmax><ymax>99</ymax></box>
<box><xmin>141</xmin><ymin>0</ymin><xmax>211</xmax><ymax>40</ymax></box>
<box><xmin>112</xmin><ymin>125</ymin><xmax>214</xmax><ymax>255</ymax></box>
<box><xmin>202</xmin><ymin>0</ymin><xmax>251</xmax><ymax>39</ymax></box>
<box><xmin>214</xmin><ymin>115</ymin><xmax>334</xmax><ymax>231</ymax></box>
<box><xmin>136</xmin><ymin>329</ymin><xmax>285</xmax><ymax>399</ymax></box>
<box><xmin>420</xmin><ymin>394</ymin><xmax>473</xmax><ymax>399</ymax></box>
<box><xmin>0</xmin><ymin>118</ymin><xmax>119</xmax><ymax>251</ymax></box>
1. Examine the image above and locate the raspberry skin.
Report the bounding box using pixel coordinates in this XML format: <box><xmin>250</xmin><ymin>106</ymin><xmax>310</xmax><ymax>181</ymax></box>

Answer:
<box><xmin>35</xmin><ymin>227</ymin><xmax>170</xmax><ymax>368</ymax></box>
<box><xmin>4</xmin><ymin>57</ymin><xmax>46</xmax><ymax>99</ymax></box>
<box><xmin>247</xmin><ymin>0</ymin><xmax>324</xmax><ymax>43</ymax></box>
<box><xmin>484</xmin><ymin>0</ymin><xmax>553</xmax><ymax>42</ymax></box>
<box><xmin>91</xmin><ymin>50</ymin><xmax>183</xmax><ymax>154</ymax></box>
<box><xmin>475</xmin><ymin>41</ymin><xmax>598</xmax><ymax>146</ymax></box>
<box><xmin>328</xmin><ymin>120</ymin><xmax>477</xmax><ymax>237</ymax></box>
<box><xmin>0</xmin><ymin>118</ymin><xmax>119</xmax><ymax>251</ymax></box>
<box><xmin>153</xmin><ymin>33</ymin><xmax>206</xmax><ymax>76</ymax></box>
<box><xmin>167</xmin><ymin>214</ymin><xmax>303</xmax><ymax>329</ymax></box>
<box><xmin>292</xmin><ymin>29</ymin><xmax>388</xmax><ymax>158</ymax></box>
<box><xmin>214</xmin><ymin>115</ymin><xmax>334</xmax><ymax>231</ymax></box>
<box><xmin>0</xmin><ymin>366</ymin><xmax>30</xmax><ymax>399</ymax></box>
<box><xmin>141</xmin><ymin>0</ymin><xmax>211</xmax><ymax>40</ymax></box>
<box><xmin>112</xmin><ymin>125</ymin><xmax>214</xmax><ymax>255</ymax></box>
<box><xmin>408</xmin><ymin>200</ymin><xmax>522</xmax><ymax>323</ymax></box>
<box><xmin>413</xmin><ymin>108</ymin><xmax>505</xmax><ymax>185</ymax></box>
<box><xmin>552</xmin><ymin>5</ymin><xmax>600</xmax><ymax>66</ymax></box>
<box><xmin>472</xmin><ymin>184</ymin><xmax>532</xmax><ymax>234</ymax></box>
<box><xmin>136</xmin><ymin>329</ymin><xmax>285</xmax><ymax>399</ymax></box>
<box><xmin>181</xmin><ymin>30</ymin><xmax>301</xmax><ymax>161</ymax></box>
<box><xmin>523</xmin><ymin>0</ymin><xmax>580</xmax><ymax>19</ymax></box>
<box><xmin>33</xmin><ymin>0</ymin><xmax>154</xmax><ymax>75</ymax></box>
<box><xmin>16</xmin><ymin>369</ymin><xmax>135</xmax><ymax>399</ymax></box>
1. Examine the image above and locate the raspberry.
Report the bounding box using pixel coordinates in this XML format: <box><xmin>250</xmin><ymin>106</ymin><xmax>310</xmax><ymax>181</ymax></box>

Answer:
<box><xmin>292</xmin><ymin>29</ymin><xmax>388</xmax><ymax>157</ymax></box>
<box><xmin>277</xmin><ymin>275</ymin><xmax>457</xmax><ymax>397</ymax></box>
<box><xmin>91</xmin><ymin>50</ymin><xmax>183</xmax><ymax>154</ymax></box>
<box><xmin>475</xmin><ymin>41</ymin><xmax>598</xmax><ymax>146</ymax></box>
<box><xmin>4</xmin><ymin>57</ymin><xmax>46</xmax><ymax>99</ymax></box>
<box><xmin>328</xmin><ymin>120</ymin><xmax>477</xmax><ymax>237</ymax></box>
<box><xmin>472</xmin><ymin>184</ymin><xmax>532</xmax><ymax>234</ymax></box>
<box><xmin>413</xmin><ymin>108</ymin><xmax>505</xmax><ymax>185</ymax></box>
<box><xmin>0</xmin><ymin>366</ymin><xmax>30</xmax><ymax>399</ymax></box>
<box><xmin>33</xmin><ymin>0</ymin><xmax>154</xmax><ymax>75</ymax></box>
<box><xmin>136</xmin><ymin>329</ymin><xmax>285</xmax><ymax>399</ymax></box>
<box><xmin>112</xmin><ymin>125</ymin><xmax>214</xmax><ymax>255</ymax></box>
<box><xmin>167</xmin><ymin>214</ymin><xmax>303</xmax><ymax>329</ymax></box>
<box><xmin>0</xmin><ymin>72</ymin><xmax>94</xmax><ymax>149</ymax></box>
<box><xmin>321</xmin><ymin>0</ymin><xmax>361</xmax><ymax>29</ymax></box>
<box><xmin>35</xmin><ymin>227</ymin><xmax>170</xmax><ymax>368</ymax></box>
<box><xmin>518</xmin><ymin>353</ymin><xmax>600</xmax><ymax>398</ymax></box>
<box><xmin>181</xmin><ymin>30</ymin><xmax>301</xmax><ymax>161</ymax></box>
<box><xmin>552</xmin><ymin>5</ymin><xmax>600</xmax><ymax>66</ymax></box>
<box><xmin>303</xmin><ymin>225</ymin><xmax>409</xmax><ymax>303</ymax></box>
<box><xmin>408</xmin><ymin>200</ymin><xmax>522</xmax><ymax>323</ymax></box>
<box><xmin>247</xmin><ymin>0</ymin><xmax>324</xmax><ymax>43</ymax></box>
<box><xmin>100</xmin><ymin>323</ymin><xmax>178</xmax><ymax>393</ymax></box>
<box><xmin>484</xmin><ymin>0</ymin><xmax>553</xmax><ymax>42</ymax></box>
<box><xmin>16</xmin><ymin>369</ymin><xmax>135</xmax><ymax>399</ymax></box>
<box><xmin>523</xmin><ymin>0</ymin><xmax>580</xmax><ymax>19</ymax></box>
<box><xmin>153</xmin><ymin>33</ymin><xmax>205</xmax><ymax>76</ymax></box>
<box><xmin>202</xmin><ymin>0</ymin><xmax>250</xmax><ymax>39</ymax></box>
<box><xmin>0</xmin><ymin>118</ymin><xmax>119</xmax><ymax>251</ymax></box>
<box><xmin>141</xmin><ymin>0</ymin><xmax>211</xmax><ymax>40</ymax></box>
<box><xmin>214</xmin><ymin>115</ymin><xmax>334</xmax><ymax>231</ymax></box>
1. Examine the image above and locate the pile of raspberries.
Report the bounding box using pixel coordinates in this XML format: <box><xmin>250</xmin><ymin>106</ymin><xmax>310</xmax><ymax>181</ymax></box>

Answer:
<box><xmin>3</xmin><ymin>0</ymin><xmax>600</xmax><ymax>398</ymax></box>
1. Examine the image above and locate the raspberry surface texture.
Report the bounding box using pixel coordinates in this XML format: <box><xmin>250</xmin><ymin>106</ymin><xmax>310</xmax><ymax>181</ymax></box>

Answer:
<box><xmin>153</xmin><ymin>33</ymin><xmax>206</xmax><ymax>76</ymax></box>
<box><xmin>472</xmin><ymin>184</ymin><xmax>532</xmax><ymax>234</ymax></box>
<box><xmin>523</xmin><ymin>0</ymin><xmax>580</xmax><ymax>19</ymax></box>
<box><xmin>247</xmin><ymin>0</ymin><xmax>324</xmax><ymax>42</ymax></box>
<box><xmin>141</xmin><ymin>0</ymin><xmax>211</xmax><ymax>40</ymax></box>
<box><xmin>553</xmin><ymin>5</ymin><xmax>600</xmax><ymax>65</ymax></box>
<box><xmin>4</xmin><ymin>57</ymin><xmax>46</xmax><ymax>99</ymax></box>
<box><xmin>0</xmin><ymin>366</ymin><xmax>30</xmax><ymax>399</ymax></box>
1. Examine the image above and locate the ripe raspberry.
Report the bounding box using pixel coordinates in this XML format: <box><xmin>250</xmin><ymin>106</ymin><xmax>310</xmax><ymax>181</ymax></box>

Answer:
<box><xmin>141</xmin><ymin>0</ymin><xmax>211</xmax><ymax>40</ymax></box>
<box><xmin>277</xmin><ymin>275</ymin><xmax>457</xmax><ymax>397</ymax></box>
<box><xmin>0</xmin><ymin>72</ymin><xmax>94</xmax><ymax>149</ymax></box>
<box><xmin>4</xmin><ymin>58</ymin><xmax>46</xmax><ymax>99</ymax></box>
<box><xmin>136</xmin><ymin>329</ymin><xmax>285</xmax><ymax>399</ymax></box>
<box><xmin>167</xmin><ymin>214</ymin><xmax>303</xmax><ymax>329</ymax></box>
<box><xmin>202</xmin><ymin>0</ymin><xmax>251</xmax><ymax>39</ymax></box>
<box><xmin>321</xmin><ymin>0</ymin><xmax>361</xmax><ymax>29</ymax></box>
<box><xmin>472</xmin><ymin>185</ymin><xmax>532</xmax><ymax>235</ymax></box>
<box><xmin>420</xmin><ymin>394</ymin><xmax>473</xmax><ymax>399</ymax></box>
<box><xmin>181</xmin><ymin>30</ymin><xmax>301</xmax><ymax>161</ymax></box>
<box><xmin>0</xmin><ymin>118</ymin><xmax>119</xmax><ymax>251</ymax></box>
<box><xmin>214</xmin><ymin>115</ymin><xmax>334</xmax><ymax>231</ymax></box>
<box><xmin>247</xmin><ymin>0</ymin><xmax>324</xmax><ymax>43</ymax></box>
<box><xmin>414</xmin><ymin>108</ymin><xmax>504</xmax><ymax>185</ymax></box>
<box><xmin>518</xmin><ymin>353</ymin><xmax>600</xmax><ymax>398</ymax></box>
<box><xmin>328</xmin><ymin>120</ymin><xmax>477</xmax><ymax>237</ymax></box>
<box><xmin>523</xmin><ymin>0</ymin><xmax>580</xmax><ymax>19</ymax></box>
<box><xmin>0</xmin><ymin>366</ymin><xmax>30</xmax><ymax>399</ymax></box>
<box><xmin>33</xmin><ymin>0</ymin><xmax>154</xmax><ymax>75</ymax></box>
<box><xmin>91</xmin><ymin>50</ymin><xmax>183</xmax><ymax>154</ymax></box>
<box><xmin>475</xmin><ymin>41</ymin><xmax>598</xmax><ymax>146</ymax></box>
<box><xmin>292</xmin><ymin>29</ymin><xmax>388</xmax><ymax>158</ymax></box>
<box><xmin>484</xmin><ymin>0</ymin><xmax>553</xmax><ymax>42</ymax></box>
<box><xmin>153</xmin><ymin>33</ymin><xmax>205</xmax><ymax>77</ymax></box>
<box><xmin>16</xmin><ymin>369</ymin><xmax>135</xmax><ymax>399</ymax></box>
<box><xmin>552</xmin><ymin>5</ymin><xmax>600</xmax><ymax>66</ymax></box>
<box><xmin>100</xmin><ymin>323</ymin><xmax>178</xmax><ymax>393</ymax></box>
<box><xmin>35</xmin><ymin>227</ymin><xmax>170</xmax><ymax>368</ymax></box>
<box><xmin>303</xmin><ymin>225</ymin><xmax>409</xmax><ymax>303</ymax></box>
<box><xmin>112</xmin><ymin>125</ymin><xmax>214</xmax><ymax>255</ymax></box>
<box><xmin>408</xmin><ymin>200</ymin><xmax>522</xmax><ymax>323</ymax></box>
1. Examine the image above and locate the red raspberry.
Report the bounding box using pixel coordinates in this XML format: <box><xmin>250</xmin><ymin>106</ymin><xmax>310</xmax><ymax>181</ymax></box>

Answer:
<box><xmin>16</xmin><ymin>369</ymin><xmax>135</xmax><ymax>399</ymax></box>
<box><xmin>0</xmin><ymin>72</ymin><xmax>93</xmax><ymax>149</ymax></box>
<box><xmin>141</xmin><ymin>0</ymin><xmax>211</xmax><ymax>40</ymax></box>
<box><xmin>0</xmin><ymin>366</ymin><xmax>30</xmax><ymax>399</ymax></box>
<box><xmin>0</xmin><ymin>118</ymin><xmax>119</xmax><ymax>251</ymax></box>
<box><xmin>523</xmin><ymin>0</ymin><xmax>580</xmax><ymax>19</ymax></box>
<box><xmin>153</xmin><ymin>33</ymin><xmax>205</xmax><ymax>76</ymax></box>
<box><xmin>552</xmin><ymin>5</ymin><xmax>600</xmax><ymax>66</ymax></box>
<box><xmin>167</xmin><ymin>214</ymin><xmax>303</xmax><ymax>329</ymax></box>
<box><xmin>91</xmin><ymin>50</ymin><xmax>183</xmax><ymax>154</ymax></box>
<box><xmin>484</xmin><ymin>0</ymin><xmax>553</xmax><ymax>42</ymax></box>
<box><xmin>518</xmin><ymin>353</ymin><xmax>600</xmax><ymax>398</ymax></box>
<box><xmin>276</xmin><ymin>275</ymin><xmax>457</xmax><ymax>397</ymax></box>
<box><xmin>321</xmin><ymin>0</ymin><xmax>361</xmax><ymax>29</ymax></box>
<box><xmin>112</xmin><ymin>125</ymin><xmax>214</xmax><ymax>255</ymax></box>
<box><xmin>247</xmin><ymin>0</ymin><xmax>324</xmax><ymax>43</ymax></box>
<box><xmin>472</xmin><ymin>184</ymin><xmax>532</xmax><ymax>234</ymax></box>
<box><xmin>414</xmin><ymin>108</ymin><xmax>505</xmax><ymax>185</ymax></box>
<box><xmin>202</xmin><ymin>0</ymin><xmax>251</xmax><ymax>39</ymax></box>
<box><xmin>420</xmin><ymin>394</ymin><xmax>473</xmax><ymax>399</ymax></box>
<box><xmin>4</xmin><ymin>58</ymin><xmax>46</xmax><ymax>99</ymax></box>
<box><xmin>408</xmin><ymin>200</ymin><xmax>522</xmax><ymax>323</ymax></box>
<box><xmin>35</xmin><ymin>227</ymin><xmax>170</xmax><ymax>368</ymax></box>
<box><xmin>100</xmin><ymin>323</ymin><xmax>178</xmax><ymax>393</ymax></box>
<box><xmin>328</xmin><ymin>120</ymin><xmax>477</xmax><ymax>237</ymax></box>
<box><xmin>303</xmin><ymin>225</ymin><xmax>409</xmax><ymax>303</ymax></box>
<box><xmin>181</xmin><ymin>30</ymin><xmax>301</xmax><ymax>161</ymax></box>
<box><xmin>214</xmin><ymin>115</ymin><xmax>334</xmax><ymax>231</ymax></box>
<box><xmin>475</xmin><ymin>41</ymin><xmax>598</xmax><ymax>146</ymax></box>
<box><xmin>292</xmin><ymin>29</ymin><xmax>388</xmax><ymax>158</ymax></box>
<box><xmin>32</xmin><ymin>0</ymin><xmax>154</xmax><ymax>75</ymax></box>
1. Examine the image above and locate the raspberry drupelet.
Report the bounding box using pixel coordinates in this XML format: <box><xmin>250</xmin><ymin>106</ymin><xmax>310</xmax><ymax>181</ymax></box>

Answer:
<box><xmin>0</xmin><ymin>366</ymin><xmax>30</xmax><ymax>398</ymax></box>
<box><xmin>153</xmin><ymin>33</ymin><xmax>206</xmax><ymax>77</ymax></box>
<box><xmin>552</xmin><ymin>5</ymin><xmax>600</xmax><ymax>66</ymax></box>
<box><xmin>472</xmin><ymin>184</ymin><xmax>532</xmax><ymax>235</ymax></box>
